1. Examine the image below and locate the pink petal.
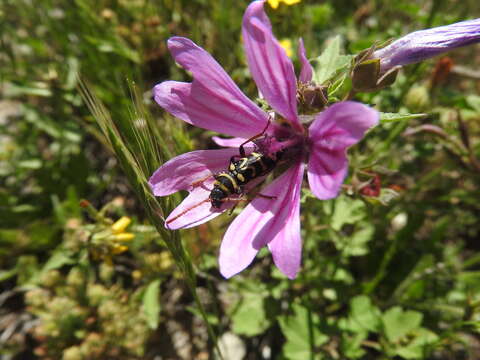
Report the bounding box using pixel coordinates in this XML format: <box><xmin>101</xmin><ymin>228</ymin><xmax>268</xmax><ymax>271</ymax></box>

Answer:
<box><xmin>267</xmin><ymin>162</ymin><xmax>304</xmax><ymax>279</ymax></box>
<box><xmin>309</xmin><ymin>101</ymin><xmax>379</xmax><ymax>150</ymax></box>
<box><xmin>307</xmin><ymin>149</ymin><xmax>348</xmax><ymax>200</ymax></box>
<box><xmin>219</xmin><ymin>162</ymin><xmax>304</xmax><ymax>279</ymax></box>
<box><xmin>307</xmin><ymin>102</ymin><xmax>377</xmax><ymax>200</ymax></box>
<box><xmin>149</xmin><ymin>148</ymin><xmax>239</xmax><ymax>197</ymax></box>
<box><xmin>298</xmin><ymin>38</ymin><xmax>313</xmax><ymax>83</ymax></box>
<box><xmin>165</xmin><ymin>182</ymin><xmax>225</xmax><ymax>230</ymax></box>
<box><xmin>211</xmin><ymin>136</ymin><xmax>248</xmax><ymax>148</ymax></box>
<box><xmin>154</xmin><ymin>37</ymin><xmax>268</xmax><ymax>138</ymax></box>
<box><xmin>242</xmin><ymin>1</ymin><xmax>302</xmax><ymax>131</ymax></box>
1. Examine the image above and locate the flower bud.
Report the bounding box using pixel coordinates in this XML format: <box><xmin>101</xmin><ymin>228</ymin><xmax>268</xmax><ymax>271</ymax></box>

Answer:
<box><xmin>112</xmin><ymin>244</ymin><xmax>128</xmax><ymax>255</ymax></box>
<box><xmin>391</xmin><ymin>212</ymin><xmax>408</xmax><ymax>231</ymax></box>
<box><xmin>113</xmin><ymin>232</ymin><xmax>134</xmax><ymax>241</ymax></box>
<box><xmin>352</xmin><ymin>57</ymin><xmax>400</xmax><ymax>92</ymax></box>
<box><xmin>297</xmin><ymin>83</ymin><xmax>328</xmax><ymax>113</ymax></box>
<box><xmin>405</xmin><ymin>85</ymin><xmax>430</xmax><ymax>112</ymax></box>
<box><xmin>111</xmin><ymin>216</ymin><xmax>132</xmax><ymax>234</ymax></box>
<box><xmin>373</xmin><ymin>19</ymin><xmax>480</xmax><ymax>74</ymax></box>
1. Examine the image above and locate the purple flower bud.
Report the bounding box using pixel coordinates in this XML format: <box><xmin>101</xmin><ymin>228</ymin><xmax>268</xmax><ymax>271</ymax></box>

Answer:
<box><xmin>373</xmin><ymin>18</ymin><xmax>480</xmax><ymax>73</ymax></box>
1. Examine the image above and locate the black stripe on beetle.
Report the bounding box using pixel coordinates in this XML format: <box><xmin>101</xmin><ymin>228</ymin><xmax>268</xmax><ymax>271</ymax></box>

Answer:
<box><xmin>209</xmin><ymin>150</ymin><xmax>282</xmax><ymax>208</ymax></box>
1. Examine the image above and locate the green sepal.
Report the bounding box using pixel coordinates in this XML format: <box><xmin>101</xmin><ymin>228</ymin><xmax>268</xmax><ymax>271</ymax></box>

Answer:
<box><xmin>352</xmin><ymin>59</ymin><xmax>381</xmax><ymax>91</ymax></box>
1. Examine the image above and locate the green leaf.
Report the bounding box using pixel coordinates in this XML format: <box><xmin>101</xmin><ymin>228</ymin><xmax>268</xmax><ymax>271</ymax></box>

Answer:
<box><xmin>16</xmin><ymin>255</ymin><xmax>40</xmax><ymax>285</ymax></box>
<box><xmin>18</xmin><ymin>159</ymin><xmax>43</xmax><ymax>169</ymax></box>
<box><xmin>343</xmin><ymin>224</ymin><xmax>375</xmax><ymax>256</ymax></box>
<box><xmin>4</xmin><ymin>82</ymin><xmax>52</xmax><ymax>97</ymax></box>
<box><xmin>278</xmin><ymin>304</ymin><xmax>328</xmax><ymax>359</ymax></box>
<box><xmin>382</xmin><ymin>307</ymin><xmax>423</xmax><ymax>342</ymax></box>
<box><xmin>328</xmin><ymin>73</ymin><xmax>351</xmax><ymax>100</ymax></box>
<box><xmin>143</xmin><ymin>279</ymin><xmax>161</xmax><ymax>329</ymax></box>
<box><xmin>348</xmin><ymin>295</ymin><xmax>381</xmax><ymax>333</ymax></box>
<box><xmin>65</xmin><ymin>57</ymin><xmax>80</xmax><ymax>91</ymax></box>
<box><xmin>187</xmin><ymin>306</ymin><xmax>219</xmax><ymax>325</ymax></box>
<box><xmin>230</xmin><ymin>293</ymin><xmax>268</xmax><ymax>336</ymax></box>
<box><xmin>330</xmin><ymin>196</ymin><xmax>365</xmax><ymax>231</ymax></box>
<box><xmin>395</xmin><ymin>328</ymin><xmax>438</xmax><ymax>359</ymax></box>
<box><xmin>0</xmin><ymin>268</ymin><xmax>18</xmax><ymax>282</ymax></box>
<box><xmin>466</xmin><ymin>94</ymin><xmax>480</xmax><ymax>112</ymax></box>
<box><xmin>85</xmin><ymin>36</ymin><xmax>140</xmax><ymax>63</ymax></box>
<box><xmin>314</xmin><ymin>36</ymin><xmax>353</xmax><ymax>84</ymax></box>
<box><xmin>341</xmin><ymin>332</ymin><xmax>369</xmax><ymax>359</ymax></box>
<box><xmin>42</xmin><ymin>251</ymin><xmax>75</xmax><ymax>272</ymax></box>
<box><xmin>380</xmin><ymin>112</ymin><xmax>427</xmax><ymax>123</ymax></box>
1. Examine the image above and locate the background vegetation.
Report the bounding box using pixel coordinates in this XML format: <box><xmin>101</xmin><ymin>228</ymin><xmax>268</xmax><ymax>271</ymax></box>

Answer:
<box><xmin>1</xmin><ymin>0</ymin><xmax>480</xmax><ymax>359</ymax></box>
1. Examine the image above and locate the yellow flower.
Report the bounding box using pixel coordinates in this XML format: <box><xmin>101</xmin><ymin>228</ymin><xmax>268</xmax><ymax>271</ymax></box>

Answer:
<box><xmin>111</xmin><ymin>216</ymin><xmax>132</xmax><ymax>234</ymax></box>
<box><xmin>132</xmin><ymin>270</ymin><xmax>143</xmax><ymax>280</ymax></box>
<box><xmin>112</xmin><ymin>244</ymin><xmax>129</xmax><ymax>255</ymax></box>
<box><xmin>113</xmin><ymin>233</ymin><xmax>135</xmax><ymax>242</ymax></box>
<box><xmin>279</xmin><ymin>39</ymin><xmax>293</xmax><ymax>58</ymax></box>
<box><xmin>268</xmin><ymin>0</ymin><xmax>301</xmax><ymax>9</ymax></box>
<box><xmin>106</xmin><ymin>216</ymin><xmax>135</xmax><ymax>256</ymax></box>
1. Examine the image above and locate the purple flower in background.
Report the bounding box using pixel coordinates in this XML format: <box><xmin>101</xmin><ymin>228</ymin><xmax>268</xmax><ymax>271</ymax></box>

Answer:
<box><xmin>149</xmin><ymin>0</ymin><xmax>378</xmax><ymax>279</ymax></box>
<box><xmin>373</xmin><ymin>18</ymin><xmax>480</xmax><ymax>74</ymax></box>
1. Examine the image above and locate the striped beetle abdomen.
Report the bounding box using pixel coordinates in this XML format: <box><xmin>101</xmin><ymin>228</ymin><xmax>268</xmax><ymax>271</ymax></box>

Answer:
<box><xmin>209</xmin><ymin>151</ymin><xmax>281</xmax><ymax>208</ymax></box>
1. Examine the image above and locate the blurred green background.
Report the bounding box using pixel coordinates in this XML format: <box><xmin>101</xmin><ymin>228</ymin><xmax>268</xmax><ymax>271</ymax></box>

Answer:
<box><xmin>1</xmin><ymin>0</ymin><xmax>480</xmax><ymax>359</ymax></box>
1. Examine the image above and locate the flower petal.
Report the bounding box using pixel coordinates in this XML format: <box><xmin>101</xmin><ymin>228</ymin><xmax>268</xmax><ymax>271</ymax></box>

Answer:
<box><xmin>165</xmin><ymin>182</ymin><xmax>224</xmax><ymax>230</ymax></box>
<box><xmin>242</xmin><ymin>1</ymin><xmax>302</xmax><ymax>131</ymax></box>
<box><xmin>298</xmin><ymin>38</ymin><xmax>313</xmax><ymax>83</ymax></box>
<box><xmin>154</xmin><ymin>37</ymin><xmax>269</xmax><ymax>137</ymax></box>
<box><xmin>307</xmin><ymin>102</ymin><xmax>377</xmax><ymax>200</ymax></box>
<box><xmin>211</xmin><ymin>136</ymin><xmax>248</xmax><ymax>148</ymax></box>
<box><xmin>219</xmin><ymin>162</ymin><xmax>304</xmax><ymax>278</ymax></box>
<box><xmin>373</xmin><ymin>18</ymin><xmax>480</xmax><ymax>73</ymax></box>
<box><xmin>149</xmin><ymin>148</ymin><xmax>240</xmax><ymax>197</ymax></box>
<box><xmin>307</xmin><ymin>149</ymin><xmax>348</xmax><ymax>200</ymax></box>
<box><xmin>266</xmin><ymin>162</ymin><xmax>304</xmax><ymax>279</ymax></box>
<box><xmin>309</xmin><ymin>101</ymin><xmax>379</xmax><ymax>150</ymax></box>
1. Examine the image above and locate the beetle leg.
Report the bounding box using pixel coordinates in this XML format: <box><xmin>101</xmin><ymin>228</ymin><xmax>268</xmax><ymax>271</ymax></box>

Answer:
<box><xmin>239</xmin><ymin>120</ymin><xmax>271</xmax><ymax>157</ymax></box>
<box><xmin>190</xmin><ymin>174</ymin><xmax>215</xmax><ymax>189</ymax></box>
<box><xmin>257</xmin><ymin>193</ymin><xmax>277</xmax><ymax>200</ymax></box>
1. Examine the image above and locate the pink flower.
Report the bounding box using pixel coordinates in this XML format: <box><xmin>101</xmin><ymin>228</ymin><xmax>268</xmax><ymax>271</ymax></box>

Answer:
<box><xmin>149</xmin><ymin>0</ymin><xmax>379</xmax><ymax>279</ymax></box>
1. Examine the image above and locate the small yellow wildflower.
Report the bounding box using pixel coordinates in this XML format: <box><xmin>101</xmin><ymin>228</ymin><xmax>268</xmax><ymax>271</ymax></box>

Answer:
<box><xmin>268</xmin><ymin>0</ymin><xmax>301</xmax><ymax>9</ymax></box>
<box><xmin>279</xmin><ymin>39</ymin><xmax>293</xmax><ymax>58</ymax></box>
<box><xmin>111</xmin><ymin>216</ymin><xmax>132</xmax><ymax>234</ymax></box>
<box><xmin>110</xmin><ymin>216</ymin><xmax>134</xmax><ymax>242</ymax></box>
<box><xmin>113</xmin><ymin>233</ymin><xmax>135</xmax><ymax>242</ymax></box>
<box><xmin>132</xmin><ymin>270</ymin><xmax>143</xmax><ymax>281</ymax></box>
<box><xmin>159</xmin><ymin>252</ymin><xmax>174</xmax><ymax>271</ymax></box>
<box><xmin>112</xmin><ymin>244</ymin><xmax>129</xmax><ymax>255</ymax></box>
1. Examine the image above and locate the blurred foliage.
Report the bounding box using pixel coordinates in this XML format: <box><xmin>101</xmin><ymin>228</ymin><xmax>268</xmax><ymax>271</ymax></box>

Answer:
<box><xmin>1</xmin><ymin>0</ymin><xmax>480</xmax><ymax>359</ymax></box>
